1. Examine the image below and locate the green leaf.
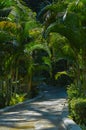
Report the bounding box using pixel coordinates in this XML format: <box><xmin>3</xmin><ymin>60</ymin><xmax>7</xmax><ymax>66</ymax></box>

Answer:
<box><xmin>55</xmin><ymin>71</ymin><xmax>68</xmax><ymax>80</ymax></box>
<box><xmin>42</xmin><ymin>56</ymin><xmax>52</xmax><ymax>69</ymax></box>
<box><xmin>25</xmin><ymin>42</ymin><xmax>51</xmax><ymax>57</ymax></box>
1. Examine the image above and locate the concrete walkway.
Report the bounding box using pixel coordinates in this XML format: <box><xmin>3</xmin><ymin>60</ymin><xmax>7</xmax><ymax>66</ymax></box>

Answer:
<box><xmin>0</xmin><ymin>85</ymin><xmax>81</xmax><ymax>130</ymax></box>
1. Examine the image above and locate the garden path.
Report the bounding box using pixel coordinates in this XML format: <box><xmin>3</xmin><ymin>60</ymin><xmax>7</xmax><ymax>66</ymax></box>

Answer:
<box><xmin>0</xmin><ymin>84</ymin><xmax>68</xmax><ymax>130</ymax></box>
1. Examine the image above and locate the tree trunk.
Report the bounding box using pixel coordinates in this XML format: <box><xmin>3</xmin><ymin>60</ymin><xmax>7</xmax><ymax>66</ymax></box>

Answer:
<box><xmin>28</xmin><ymin>73</ymin><xmax>32</xmax><ymax>93</ymax></box>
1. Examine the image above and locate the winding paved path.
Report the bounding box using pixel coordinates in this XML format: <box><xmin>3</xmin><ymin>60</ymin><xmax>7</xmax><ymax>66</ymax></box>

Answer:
<box><xmin>0</xmin><ymin>85</ymin><xmax>68</xmax><ymax>130</ymax></box>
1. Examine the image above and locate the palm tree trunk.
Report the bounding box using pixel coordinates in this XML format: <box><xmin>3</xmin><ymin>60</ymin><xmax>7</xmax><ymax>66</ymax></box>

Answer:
<box><xmin>15</xmin><ymin>65</ymin><xmax>19</xmax><ymax>93</ymax></box>
<box><xmin>82</xmin><ymin>52</ymin><xmax>86</xmax><ymax>96</ymax></box>
<box><xmin>28</xmin><ymin>73</ymin><xmax>32</xmax><ymax>93</ymax></box>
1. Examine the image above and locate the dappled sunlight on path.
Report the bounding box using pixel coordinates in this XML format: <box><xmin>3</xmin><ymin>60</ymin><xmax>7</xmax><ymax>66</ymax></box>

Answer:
<box><xmin>0</xmin><ymin>85</ymin><xmax>68</xmax><ymax>130</ymax></box>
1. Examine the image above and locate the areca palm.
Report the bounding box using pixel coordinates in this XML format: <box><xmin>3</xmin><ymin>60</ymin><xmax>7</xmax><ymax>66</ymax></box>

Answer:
<box><xmin>40</xmin><ymin>0</ymin><xmax>86</xmax><ymax>95</ymax></box>
<box><xmin>0</xmin><ymin>0</ymin><xmax>51</xmax><ymax>106</ymax></box>
<box><xmin>9</xmin><ymin>2</ymin><xmax>51</xmax><ymax>93</ymax></box>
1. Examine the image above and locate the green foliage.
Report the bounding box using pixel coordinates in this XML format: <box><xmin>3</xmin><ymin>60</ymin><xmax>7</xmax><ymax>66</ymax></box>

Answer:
<box><xmin>9</xmin><ymin>93</ymin><xmax>26</xmax><ymax>106</ymax></box>
<box><xmin>67</xmin><ymin>84</ymin><xmax>81</xmax><ymax>100</ymax></box>
<box><xmin>1</xmin><ymin>2</ymin><xmax>86</xmax><ymax>130</ymax></box>
<box><xmin>40</xmin><ymin>0</ymin><xmax>86</xmax><ymax>127</ymax></box>
<box><xmin>67</xmin><ymin>83</ymin><xmax>86</xmax><ymax>126</ymax></box>
<box><xmin>55</xmin><ymin>71</ymin><xmax>68</xmax><ymax>80</ymax></box>
<box><xmin>42</xmin><ymin>56</ymin><xmax>52</xmax><ymax>70</ymax></box>
<box><xmin>42</xmin><ymin>0</ymin><xmax>86</xmax><ymax>91</ymax></box>
<box><xmin>70</xmin><ymin>98</ymin><xmax>86</xmax><ymax>125</ymax></box>
<box><xmin>0</xmin><ymin>3</ymin><xmax>86</xmax><ymax>126</ymax></box>
<box><xmin>25</xmin><ymin>42</ymin><xmax>51</xmax><ymax>57</ymax></box>
<box><xmin>0</xmin><ymin>31</ymin><xmax>12</xmax><ymax>43</ymax></box>
<box><xmin>0</xmin><ymin>0</ymin><xmax>52</xmax><ymax>108</ymax></box>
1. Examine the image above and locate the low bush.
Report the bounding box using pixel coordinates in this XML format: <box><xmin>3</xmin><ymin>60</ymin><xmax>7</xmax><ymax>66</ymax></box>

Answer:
<box><xmin>67</xmin><ymin>84</ymin><xmax>80</xmax><ymax>100</ymax></box>
<box><xmin>9</xmin><ymin>93</ymin><xmax>26</xmax><ymax>106</ymax></box>
<box><xmin>70</xmin><ymin>98</ymin><xmax>86</xmax><ymax>125</ymax></box>
<box><xmin>67</xmin><ymin>84</ymin><xmax>86</xmax><ymax>127</ymax></box>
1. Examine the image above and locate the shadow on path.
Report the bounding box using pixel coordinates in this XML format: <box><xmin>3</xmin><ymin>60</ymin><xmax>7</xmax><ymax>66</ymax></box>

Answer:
<box><xmin>0</xmin><ymin>85</ymin><xmax>68</xmax><ymax>130</ymax></box>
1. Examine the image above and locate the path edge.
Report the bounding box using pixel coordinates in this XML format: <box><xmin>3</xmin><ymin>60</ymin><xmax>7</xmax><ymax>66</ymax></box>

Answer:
<box><xmin>62</xmin><ymin>117</ymin><xmax>82</xmax><ymax>130</ymax></box>
<box><xmin>0</xmin><ymin>91</ymin><xmax>44</xmax><ymax>113</ymax></box>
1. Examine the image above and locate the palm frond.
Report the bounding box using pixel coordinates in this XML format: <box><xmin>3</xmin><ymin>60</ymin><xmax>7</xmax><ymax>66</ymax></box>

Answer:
<box><xmin>0</xmin><ymin>8</ymin><xmax>12</xmax><ymax>18</ymax></box>
<box><xmin>42</xmin><ymin>56</ymin><xmax>52</xmax><ymax>69</ymax></box>
<box><xmin>25</xmin><ymin>42</ymin><xmax>51</xmax><ymax>57</ymax></box>
<box><xmin>55</xmin><ymin>71</ymin><xmax>68</xmax><ymax>80</ymax></box>
<box><xmin>0</xmin><ymin>31</ymin><xmax>13</xmax><ymax>43</ymax></box>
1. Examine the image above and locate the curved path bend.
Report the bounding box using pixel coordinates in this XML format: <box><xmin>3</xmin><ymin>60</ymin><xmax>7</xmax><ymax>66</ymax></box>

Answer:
<box><xmin>0</xmin><ymin>85</ymin><xmax>69</xmax><ymax>130</ymax></box>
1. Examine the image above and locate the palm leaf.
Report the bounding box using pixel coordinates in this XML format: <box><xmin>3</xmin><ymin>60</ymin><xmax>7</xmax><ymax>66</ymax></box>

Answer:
<box><xmin>55</xmin><ymin>71</ymin><xmax>68</xmax><ymax>80</ymax></box>
<box><xmin>0</xmin><ymin>8</ymin><xmax>12</xmax><ymax>18</ymax></box>
<box><xmin>25</xmin><ymin>42</ymin><xmax>51</xmax><ymax>57</ymax></box>
<box><xmin>45</xmin><ymin>20</ymin><xmax>84</xmax><ymax>51</ymax></box>
<box><xmin>0</xmin><ymin>31</ymin><xmax>13</xmax><ymax>43</ymax></box>
<box><xmin>42</xmin><ymin>56</ymin><xmax>52</xmax><ymax>69</ymax></box>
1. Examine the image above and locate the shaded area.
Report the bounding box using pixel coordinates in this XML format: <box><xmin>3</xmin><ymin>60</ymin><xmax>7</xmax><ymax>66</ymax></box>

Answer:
<box><xmin>23</xmin><ymin>0</ymin><xmax>52</xmax><ymax>13</ymax></box>
<box><xmin>0</xmin><ymin>85</ymin><xmax>68</xmax><ymax>129</ymax></box>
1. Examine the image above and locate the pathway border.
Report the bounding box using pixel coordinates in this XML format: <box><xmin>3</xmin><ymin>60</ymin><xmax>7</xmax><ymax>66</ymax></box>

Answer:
<box><xmin>62</xmin><ymin>118</ymin><xmax>82</xmax><ymax>130</ymax></box>
<box><xmin>0</xmin><ymin>91</ymin><xmax>44</xmax><ymax>113</ymax></box>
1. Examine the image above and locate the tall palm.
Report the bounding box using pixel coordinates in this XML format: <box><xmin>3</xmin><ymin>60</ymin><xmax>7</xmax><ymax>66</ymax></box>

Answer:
<box><xmin>39</xmin><ymin>0</ymin><xmax>86</xmax><ymax>95</ymax></box>
<box><xmin>9</xmin><ymin>0</ymin><xmax>51</xmax><ymax>93</ymax></box>
<box><xmin>0</xmin><ymin>0</ymin><xmax>51</xmax><ymax>105</ymax></box>
<box><xmin>0</xmin><ymin>0</ymin><xmax>36</xmax><ymax>104</ymax></box>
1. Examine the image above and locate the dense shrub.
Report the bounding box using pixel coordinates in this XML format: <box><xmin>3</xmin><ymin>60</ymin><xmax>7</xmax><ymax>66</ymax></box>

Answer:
<box><xmin>70</xmin><ymin>98</ymin><xmax>86</xmax><ymax>125</ymax></box>
<box><xmin>67</xmin><ymin>84</ymin><xmax>86</xmax><ymax>126</ymax></box>
<box><xmin>67</xmin><ymin>84</ymin><xmax>80</xmax><ymax>100</ymax></box>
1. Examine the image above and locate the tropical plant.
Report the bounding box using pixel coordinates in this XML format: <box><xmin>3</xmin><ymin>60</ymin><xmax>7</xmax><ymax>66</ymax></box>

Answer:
<box><xmin>0</xmin><ymin>0</ymin><xmax>52</xmax><ymax>107</ymax></box>
<box><xmin>39</xmin><ymin>0</ymin><xmax>86</xmax><ymax>95</ymax></box>
<box><xmin>38</xmin><ymin>0</ymin><xmax>86</xmax><ymax>127</ymax></box>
